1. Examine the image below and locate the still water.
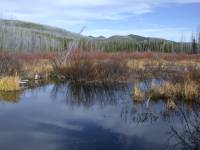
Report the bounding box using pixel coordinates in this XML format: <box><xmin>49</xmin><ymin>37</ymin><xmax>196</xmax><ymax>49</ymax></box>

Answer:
<box><xmin>0</xmin><ymin>82</ymin><xmax>198</xmax><ymax>150</ymax></box>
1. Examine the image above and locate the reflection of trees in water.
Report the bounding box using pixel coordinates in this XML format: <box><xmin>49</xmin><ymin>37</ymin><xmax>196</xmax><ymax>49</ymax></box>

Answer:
<box><xmin>51</xmin><ymin>83</ymin><xmax>132</xmax><ymax>107</ymax></box>
<box><xmin>127</xmin><ymin>100</ymin><xmax>198</xmax><ymax>125</ymax></box>
<box><xmin>51</xmin><ymin>81</ymin><xmax>200</xmax><ymax>149</ymax></box>
<box><xmin>0</xmin><ymin>82</ymin><xmax>198</xmax><ymax>149</ymax></box>
<box><xmin>51</xmin><ymin>83</ymin><xmax>199</xmax><ymax>126</ymax></box>
<box><xmin>0</xmin><ymin>91</ymin><xmax>22</xmax><ymax>103</ymax></box>
<box><xmin>169</xmin><ymin>104</ymin><xmax>200</xmax><ymax>150</ymax></box>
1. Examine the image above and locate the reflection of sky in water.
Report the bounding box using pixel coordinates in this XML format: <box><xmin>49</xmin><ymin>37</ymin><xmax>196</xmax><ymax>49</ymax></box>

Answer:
<box><xmin>0</xmin><ymin>83</ymin><xmax>189</xmax><ymax>150</ymax></box>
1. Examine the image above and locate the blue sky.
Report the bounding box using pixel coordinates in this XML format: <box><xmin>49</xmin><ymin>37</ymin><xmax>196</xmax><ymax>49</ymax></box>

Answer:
<box><xmin>0</xmin><ymin>0</ymin><xmax>200</xmax><ymax>41</ymax></box>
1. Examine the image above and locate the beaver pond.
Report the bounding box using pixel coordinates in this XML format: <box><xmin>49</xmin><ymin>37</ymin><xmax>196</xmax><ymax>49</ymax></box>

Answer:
<box><xmin>0</xmin><ymin>81</ymin><xmax>199</xmax><ymax>150</ymax></box>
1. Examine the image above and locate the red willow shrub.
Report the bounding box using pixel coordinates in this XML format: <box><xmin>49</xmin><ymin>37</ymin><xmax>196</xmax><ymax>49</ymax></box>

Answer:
<box><xmin>0</xmin><ymin>52</ymin><xmax>21</xmax><ymax>76</ymax></box>
<box><xmin>52</xmin><ymin>50</ymin><xmax>200</xmax><ymax>82</ymax></box>
<box><xmin>1</xmin><ymin>50</ymin><xmax>200</xmax><ymax>82</ymax></box>
<box><xmin>53</xmin><ymin>50</ymin><xmax>129</xmax><ymax>82</ymax></box>
<box><xmin>0</xmin><ymin>52</ymin><xmax>58</xmax><ymax>76</ymax></box>
<box><xmin>68</xmin><ymin>51</ymin><xmax>200</xmax><ymax>61</ymax></box>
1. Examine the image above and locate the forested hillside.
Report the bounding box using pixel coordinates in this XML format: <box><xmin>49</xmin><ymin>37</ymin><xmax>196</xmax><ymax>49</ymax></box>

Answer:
<box><xmin>0</xmin><ymin>19</ymin><xmax>84</xmax><ymax>51</ymax></box>
<box><xmin>0</xmin><ymin>19</ymin><xmax>199</xmax><ymax>53</ymax></box>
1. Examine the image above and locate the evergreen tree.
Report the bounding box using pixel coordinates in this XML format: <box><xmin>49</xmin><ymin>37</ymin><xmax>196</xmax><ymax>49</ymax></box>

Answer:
<box><xmin>192</xmin><ymin>36</ymin><xmax>197</xmax><ymax>54</ymax></box>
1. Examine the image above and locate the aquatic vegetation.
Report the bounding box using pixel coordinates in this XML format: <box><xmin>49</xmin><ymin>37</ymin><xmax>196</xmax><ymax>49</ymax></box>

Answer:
<box><xmin>0</xmin><ymin>76</ymin><xmax>21</xmax><ymax>91</ymax></box>
<box><xmin>133</xmin><ymin>83</ymin><xmax>144</xmax><ymax>102</ymax></box>
<box><xmin>184</xmin><ymin>80</ymin><xmax>199</xmax><ymax>100</ymax></box>
<box><xmin>166</xmin><ymin>99</ymin><xmax>176</xmax><ymax>110</ymax></box>
<box><xmin>150</xmin><ymin>82</ymin><xmax>182</xmax><ymax>99</ymax></box>
<box><xmin>149</xmin><ymin>81</ymin><xmax>199</xmax><ymax>101</ymax></box>
<box><xmin>0</xmin><ymin>51</ymin><xmax>200</xmax><ymax>91</ymax></box>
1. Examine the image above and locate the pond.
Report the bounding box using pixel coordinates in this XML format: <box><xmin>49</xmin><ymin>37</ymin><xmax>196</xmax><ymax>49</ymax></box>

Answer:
<box><xmin>0</xmin><ymin>82</ymin><xmax>199</xmax><ymax>150</ymax></box>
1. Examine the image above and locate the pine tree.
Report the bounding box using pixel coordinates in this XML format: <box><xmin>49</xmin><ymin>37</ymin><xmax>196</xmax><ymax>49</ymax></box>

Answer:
<box><xmin>192</xmin><ymin>36</ymin><xmax>197</xmax><ymax>54</ymax></box>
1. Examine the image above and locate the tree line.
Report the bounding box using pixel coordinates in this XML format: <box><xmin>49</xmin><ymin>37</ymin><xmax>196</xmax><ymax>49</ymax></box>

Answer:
<box><xmin>0</xmin><ymin>22</ymin><xmax>199</xmax><ymax>54</ymax></box>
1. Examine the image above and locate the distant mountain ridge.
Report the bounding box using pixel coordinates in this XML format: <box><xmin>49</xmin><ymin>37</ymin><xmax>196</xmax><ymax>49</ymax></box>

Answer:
<box><xmin>88</xmin><ymin>33</ymin><xmax>170</xmax><ymax>44</ymax></box>
<box><xmin>0</xmin><ymin>19</ymin><xmax>174</xmax><ymax>52</ymax></box>
<box><xmin>90</xmin><ymin>34</ymin><xmax>167</xmax><ymax>42</ymax></box>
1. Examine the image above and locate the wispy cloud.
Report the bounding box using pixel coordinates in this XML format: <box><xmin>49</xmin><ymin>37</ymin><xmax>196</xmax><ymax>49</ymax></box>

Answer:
<box><xmin>1</xmin><ymin>0</ymin><xmax>200</xmax><ymax>21</ymax></box>
<box><xmin>0</xmin><ymin>0</ymin><xmax>199</xmax><ymax>40</ymax></box>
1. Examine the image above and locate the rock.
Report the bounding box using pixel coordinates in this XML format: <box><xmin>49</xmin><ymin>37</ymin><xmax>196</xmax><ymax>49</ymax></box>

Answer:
<box><xmin>35</xmin><ymin>74</ymin><xmax>39</xmax><ymax>80</ymax></box>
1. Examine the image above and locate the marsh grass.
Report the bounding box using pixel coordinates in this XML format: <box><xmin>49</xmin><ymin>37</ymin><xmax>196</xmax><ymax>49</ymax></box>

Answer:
<box><xmin>183</xmin><ymin>80</ymin><xmax>199</xmax><ymax>100</ymax></box>
<box><xmin>133</xmin><ymin>83</ymin><xmax>144</xmax><ymax>102</ymax></box>
<box><xmin>22</xmin><ymin>59</ymin><xmax>53</xmax><ymax>79</ymax></box>
<box><xmin>166</xmin><ymin>99</ymin><xmax>176</xmax><ymax>110</ymax></box>
<box><xmin>0</xmin><ymin>76</ymin><xmax>21</xmax><ymax>91</ymax></box>
<box><xmin>1</xmin><ymin>51</ymin><xmax>200</xmax><ymax>90</ymax></box>
<box><xmin>149</xmin><ymin>81</ymin><xmax>199</xmax><ymax>101</ymax></box>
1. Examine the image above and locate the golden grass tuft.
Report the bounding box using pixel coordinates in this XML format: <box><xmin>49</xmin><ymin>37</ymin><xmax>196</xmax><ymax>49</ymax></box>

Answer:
<box><xmin>133</xmin><ymin>83</ymin><xmax>144</xmax><ymax>102</ymax></box>
<box><xmin>150</xmin><ymin>82</ymin><xmax>181</xmax><ymax>99</ymax></box>
<box><xmin>184</xmin><ymin>80</ymin><xmax>199</xmax><ymax>100</ymax></box>
<box><xmin>0</xmin><ymin>76</ymin><xmax>21</xmax><ymax>91</ymax></box>
<box><xmin>150</xmin><ymin>81</ymin><xmax>199</xmax><ymax>101</ymax></box>
<box><xmin>166</xmin><ymin>99</ymin><xmax>176</xmax><ymax>110</ymax></box>
<box><xmin>22</xmin><ymin>59</ymin><xmax>53</xmax><ymax>78</ymax></box>
<box><xmin>126</xmin><ymin>59</ymin><xmax>146</xmax><ymax>71</ymax></box>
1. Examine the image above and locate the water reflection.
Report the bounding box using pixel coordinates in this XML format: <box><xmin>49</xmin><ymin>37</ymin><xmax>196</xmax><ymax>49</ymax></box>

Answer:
<box><xmin>51</xmin><ymin>83</ymin><xmax>133</xmax><ymax>107</ymax></box>
<box><xmin>169</xmin><ymin>104</ymin><xmax>200</xmax><ymax>150</ymax></box>
<box><xmin>0</xmin><ymin>82</ymin><xmax>199</xmax><ymax>150</ymax></box>
<box><xmin>49</xmin><ymin>82</ymin><xmax>197</xmax><ymax>125</ymax></box>
<box><xmin>0</xmin><ymin>81</ymin><xmax>196</xmax><ymax>123</ymax></box>
<box><xmin>0</xmin><ymin>91</ymin><xmax>21</xmax><ymax>103</ymax></box>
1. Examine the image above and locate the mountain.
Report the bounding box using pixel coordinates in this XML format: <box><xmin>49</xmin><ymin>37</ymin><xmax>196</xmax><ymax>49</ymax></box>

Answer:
<box><xmin>88</xmin><ymin>34</ymin><xmax>167</xmax><ymax>42</ymax></box>
<box><xmin>128</xmin><ymin>34</ymin><xmax>148</xmax><ymax>41</ymax></box>
<box><xmin>104</xmin><ymin>34</ymin><xmax>166</xmax><ymax>42</ymax></box>
<box><xmin>0</xmin><ymin>19</ymin><xmax>174</xmax><ymax>52</ymax></box>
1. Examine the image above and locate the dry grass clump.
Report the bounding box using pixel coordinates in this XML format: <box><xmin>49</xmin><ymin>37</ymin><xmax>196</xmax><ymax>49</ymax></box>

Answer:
<box><xmin>126</xmin><ymin>59</ymin><xmax>146</xmax><ymax>71</ymax></box>
<box><xmin>183</xmin><ymin>81</ymin><xmax>199</xmax><ymax>100</ymax></box>
<box><xmin>133</xmin><ymin>83</ymin><xmax>144</xmax><ymax>102</ymax></box>
<box><xmin>150</xmin><ymin>82</ymin><xmax>181</xmax><ymax>99</ymax></box>
<box><xmin>166</xmin><ymin>99</ymin><xmax>176</xmax><ymax>110</ymax></box>
<box><xmin>0</xmin><ymin>76</ymin><xmax>21</xmax><ymax>91</ymax></box>
<box><xmin>22</xmin><ymin>59</ymin><xmax>53</xmax><ymax>79</ymax></box>
<box><xmin>150</xmin><ymin>81</ymin><xmax>199</xmax><ymax>101</ymax></box>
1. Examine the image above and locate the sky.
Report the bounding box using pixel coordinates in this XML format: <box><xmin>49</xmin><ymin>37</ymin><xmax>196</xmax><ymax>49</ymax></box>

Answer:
<box><xmin>0</xmin><ymin>0</ymin><xmax>200</xmax><ymax>41</ymax></box>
